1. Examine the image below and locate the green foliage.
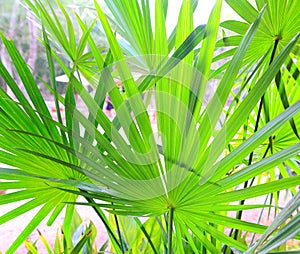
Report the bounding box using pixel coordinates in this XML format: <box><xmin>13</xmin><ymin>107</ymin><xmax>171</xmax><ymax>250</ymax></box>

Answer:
<box><xmin>247</xmin><ymin>191</ymin><xmax>300</xmax><ymax>253</ymax></box>
<box><xmin>0</xmin><ymin>0</ymin><xmax>299</xmax><ymax>253</ymax></box>
<box><xmin>23</xmin><ymin>209</ymin><xmax>101</xmax><ymax>254</ymax></box>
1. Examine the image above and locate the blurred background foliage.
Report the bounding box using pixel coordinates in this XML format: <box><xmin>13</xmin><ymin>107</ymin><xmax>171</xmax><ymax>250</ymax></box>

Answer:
<box><xmin>0</xmin><ymin>0</ymin><xmax>108</xmax><ymax>95</ymax></box>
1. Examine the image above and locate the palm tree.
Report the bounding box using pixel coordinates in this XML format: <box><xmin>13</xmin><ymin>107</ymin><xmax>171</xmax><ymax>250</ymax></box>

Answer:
<box><xmin>0</xmin><ymin>0</ymin><xmax>299</xmax><ymax>253</ymax></box>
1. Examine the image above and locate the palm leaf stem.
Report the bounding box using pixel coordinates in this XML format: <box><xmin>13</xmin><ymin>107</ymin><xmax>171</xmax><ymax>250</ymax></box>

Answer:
<box><xmin>156</xmin><ymin>216</ymin><xmax>168</xmax><ymax>250</ymax></box>
<box><xmin>113</xmin><ymin>212</ymin><xmax>125</xmax><ymax>253</ymax></box>
<box><xmin>249</xmin><ymin>194</ymin><xmax>270</xmax><ymax>246</ymax></box>
<box><xmin>232</xmin><ymin>36</ymin><xmax>281</xmax><ymax>242</ymax></box>
<box><xmin>134</xmin><ymin>217</ymin><xmax>158</xmax><ymax>254</ymax></box>
<box><xmin>81</xmin><ymin>191</ymin><xmax>121</xmax><ymax>252</ymax></box>
<box><xmin>167</xmin><ymin>207</ymin><xmax>175</xmax><ymax>254</ymax></box>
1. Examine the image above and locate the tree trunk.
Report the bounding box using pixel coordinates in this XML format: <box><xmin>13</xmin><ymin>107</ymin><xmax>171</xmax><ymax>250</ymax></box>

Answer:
<box><xmin>26</xmin><ymin>10</ymin><xmax>38</xmax><ymax>72</ymax></box>
<box><xmin>0</xmin><ymin>0</ymin><xmax>19</xmax><ymax>98</ymax></box>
